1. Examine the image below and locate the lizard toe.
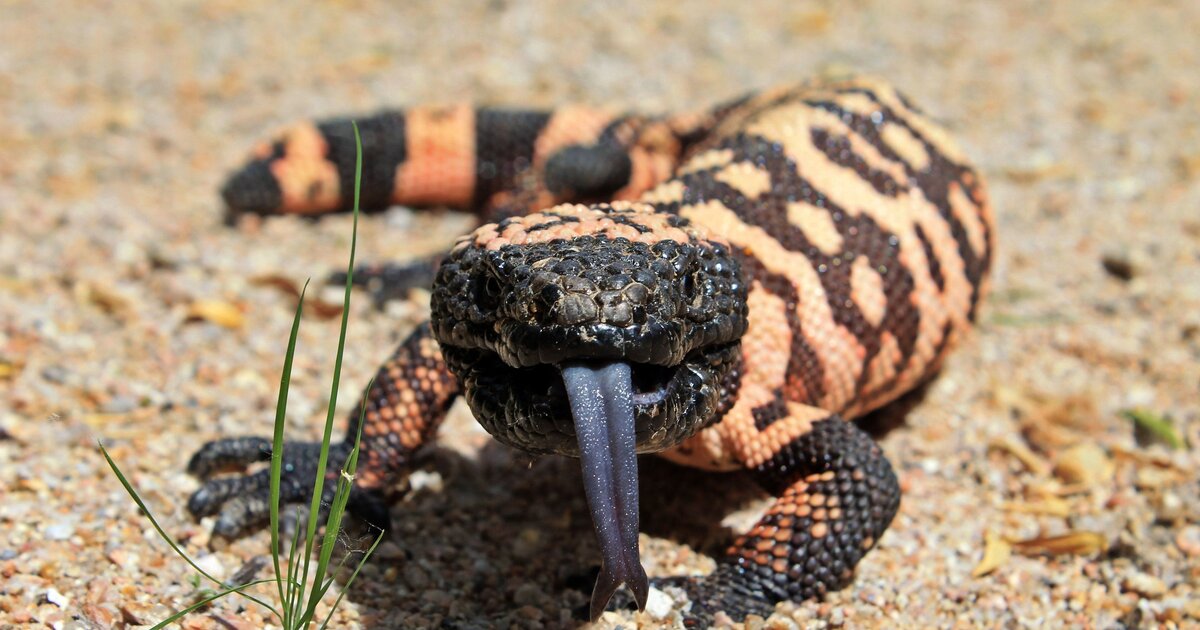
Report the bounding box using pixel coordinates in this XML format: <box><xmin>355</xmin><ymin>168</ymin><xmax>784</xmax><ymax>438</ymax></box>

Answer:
<box><xmin>654</xmin><ymin>567</ymin><xmax>776</xmax><ymax>626</ymax></box>
<box><xmin>188</xmin><ymin>468</ymin><xmax>271</xmax><ymax>518</ymax></box>
<box><xmin>187</xmin><ymin>439</ymin><xmax>351</xmax><ymax>537</ymax></box>
<box><xmin>187</xmin><ymin>436</ymin><xmax>272</xmax><ymax>478</ymax></box>
<box><xmin>212</xmin><ymin>493</ymin><xmax>274</xmax><ymax>538</ymax></box>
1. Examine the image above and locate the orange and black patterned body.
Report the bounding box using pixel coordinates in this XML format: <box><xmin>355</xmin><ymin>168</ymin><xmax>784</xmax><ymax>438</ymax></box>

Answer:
<box><xmin>189</xmin><ymin>76</ymin><xmax>993</xmax><ymax>622</ymax></box>
<box><xmin>221</xmin><ymin>104</ymin><xmax>697</xmax><ymax>223</ymax></box>
<box><xmin>652</xmin><ymin>79</ymin><xmax>993</xmax><ymax>470</ymax></box>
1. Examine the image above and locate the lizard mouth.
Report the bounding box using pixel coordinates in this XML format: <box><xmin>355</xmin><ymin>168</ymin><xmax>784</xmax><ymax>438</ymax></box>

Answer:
<box><xmin>439</xmin><ymin>343</ymin><xmax>738</xmax><ymax>457</ymax></box>
<box><xmin>437</xmin><ymin>344</ymin><xmax>739</xmax><ymax>619</ymax></box>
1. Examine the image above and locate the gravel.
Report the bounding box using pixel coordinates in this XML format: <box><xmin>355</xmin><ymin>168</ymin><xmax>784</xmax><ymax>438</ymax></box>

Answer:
<box><xmin>1</xmin><ymin>1</ymin><xmax>1198</xmax><ymax>628</ymax></box>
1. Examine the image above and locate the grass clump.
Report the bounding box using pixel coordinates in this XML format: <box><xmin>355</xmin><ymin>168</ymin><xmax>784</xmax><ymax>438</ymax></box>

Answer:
<box><xmin>100</xmin><ymin>121</ymin><xmax>383</xmax><ymax>628</ymax></box>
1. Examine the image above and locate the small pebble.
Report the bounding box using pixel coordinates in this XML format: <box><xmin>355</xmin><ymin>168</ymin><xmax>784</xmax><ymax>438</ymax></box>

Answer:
<box><xmin>44</xmin><ymin>522</ymin><xmax>75</xmax><ymax>541</ymax></box>
<box><xmin>1175</xmin><ymin>526</ymin><xmax>1200</xmax><ymax>557</ymax></box>
<box><xmin>408</xmin><ymin>470</ymin><xmax>443</xmax><ymax>493</ymax></box>
<box><xmin>404</xmin><ymin>564</ymin><xmax>431</xmax><ymax>590</ymax></box>
<box><xmin>512</xmin><ymin>582</ymin><xmax>542</xmax><ymax>606</ymax></box>
<box><xmin>1100</xmin><ymin>248</ymin><xmax>1139</xmax><ymax>281</ymax></box>
<box><xmin>643</xmin><ymin>587</ymin><xmax>673</xmax><ymax>620</ymax></box>
<box><xmin>421</xmin><ymin>589</ymin><xmax>452</xmax><ymax>606</ymax></box>
<box><xmin>194</xmin><ymin>554</ymin><xmax>224</xmax><ymax>580</ymax></box>
<box><xmin>511</xmin><ymin>527</ymin><xmax>542</xmax><ymax>560</ymax></box>
<box><xmin>1122</xmin><ymin>572</ymin><xmax>1167</xmax><ymax>598</ymax></box>
<box><xmin>101</xmin><ymin>395</ymin><xmax>138</xmax><ymax>414</ymax></box>
<box><xmin>44</xmin><ymin>587</ymin><xmax>69</xmax><ymax>608</ymax></box>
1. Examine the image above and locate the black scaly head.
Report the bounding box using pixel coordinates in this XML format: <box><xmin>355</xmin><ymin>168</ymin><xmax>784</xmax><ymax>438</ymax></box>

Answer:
<box><xmin>430</xmin><ymin>201</ymin><xmax>747</xmax><ymax>618</ymax></box>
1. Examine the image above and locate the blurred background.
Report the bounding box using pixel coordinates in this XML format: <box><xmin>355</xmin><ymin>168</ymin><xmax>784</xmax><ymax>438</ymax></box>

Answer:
<box><xmin>1</xmin><ymin>1</ymin><xmax>1197</xmax><ymax>627</ymax></box>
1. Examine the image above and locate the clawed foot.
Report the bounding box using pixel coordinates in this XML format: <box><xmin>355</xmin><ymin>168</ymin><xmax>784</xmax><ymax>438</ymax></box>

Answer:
<box><xmin>596</xmin><ymin>567</ymin><xmax>775</xmax><ymax>624</ymax></box>
<box><xmin>652</xmin><ymin>567</ymin><xmax>775</xmax><ymax>624</ymax></box>
<box><xmin>187</xmin><ymin>436</ymin><xmax>388</xmax><ymax>538</ymax></box>
<box><xmin>327</xmin><ymin>258</ymin><xmax>440</xmax><ymax>308</ymax></box>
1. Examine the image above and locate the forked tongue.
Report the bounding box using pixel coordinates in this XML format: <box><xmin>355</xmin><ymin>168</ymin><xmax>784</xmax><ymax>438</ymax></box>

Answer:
<box><xmin>561</xmin><ymin>361</ymin><xmax>649</xmax><ymax>621</ymax></box>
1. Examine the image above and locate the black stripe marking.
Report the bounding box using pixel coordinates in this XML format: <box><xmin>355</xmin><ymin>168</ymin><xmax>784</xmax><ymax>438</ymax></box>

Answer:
<box><xmin>667</xmin><ymin>134</ymin><xmax>918</xmax><ymax>409</ymax></box>
<box><xmin>473</xmin><ymin>108</ymin><xmax>552</xmax><ymax>208</ymax></box>
<box><xmin>809</xmin><ymin>127</ymin><xmax>904</xmax><ymax>197</ymax></box>
<box><xmin>734</xmin><ymin>253</ymin><xmax>829</xmax><ymax>406</ymax></box>
<box><xmin>318</xmin><ymin>111</ymin><xmax>406</xmax><ymax>212</ymax></box>
<box><xmin>751</xmin><ymin>391</ymin><xmax>789</xmax><ymax>431</ymax></box>
<box><xmin>912</xmin><ymin>224</ymin><xmax>945</xmax><ymax>292</ymax></box>
<box><xmin>808</xmin><ymin>90</ymin><xmax>991</xmax><ymax>319</ymax></box>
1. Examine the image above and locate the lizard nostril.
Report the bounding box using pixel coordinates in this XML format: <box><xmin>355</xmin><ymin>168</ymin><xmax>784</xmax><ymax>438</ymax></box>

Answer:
<box><xmin>474</xmin><ymin>273</ymin><xmax>503</xmax><ymax>312</ymax></box>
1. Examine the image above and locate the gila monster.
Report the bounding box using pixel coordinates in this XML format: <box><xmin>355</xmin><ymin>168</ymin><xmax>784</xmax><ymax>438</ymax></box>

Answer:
<box><xmin>188</xmin><ymin>76</ymin><xmax>994</xmax><ymax>623</ymax></box>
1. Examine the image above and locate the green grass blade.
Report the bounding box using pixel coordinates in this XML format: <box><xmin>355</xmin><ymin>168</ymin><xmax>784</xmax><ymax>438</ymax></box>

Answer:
<box><xmin>1121</xmin><ymin>408</ymin><xmax>1185</xmax><ymax>449</ymax></box>
<box><xmin>298</xmin><ymin>121</ymin><xmax>363</xmax><ymax>614</ymax></box>
<box><xmin>149</xmin><ymin>578</ymin><xmax>280</xmax><ymax>630</ymax></box>
<box><xmin>98</xmin><ymin>443</ymin><xmax>282</xmax><ymax>618</ymax></box>
<box><xmin>270</xmin><ymin>279</ymin><xmax>309</xmax><ymax>627</ymax></box>
<box><xmin>296</xmin><ymin>119</ymin><xmax>364</xmax><ymax>626</ymax></box>
<box><xmin>302</xmin><ymin>378</ymin><xmax>373</xmax><ymax>621</ymax></box>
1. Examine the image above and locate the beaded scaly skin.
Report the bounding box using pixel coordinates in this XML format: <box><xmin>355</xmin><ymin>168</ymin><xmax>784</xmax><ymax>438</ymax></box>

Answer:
<box><xmin>188</xmin><ymin>76</ymin><xmax>993</xmax><ymax>623</ymax></box>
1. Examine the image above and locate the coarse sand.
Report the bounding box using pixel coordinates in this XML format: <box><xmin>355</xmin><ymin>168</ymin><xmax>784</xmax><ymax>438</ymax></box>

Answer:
<box><xmin>1</xmin><ymin>1</ymin><xmax>1198</xmax><ymax>628</ymax></box>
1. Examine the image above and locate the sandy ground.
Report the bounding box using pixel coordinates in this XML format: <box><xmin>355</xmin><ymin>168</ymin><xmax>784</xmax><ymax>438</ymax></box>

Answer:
<box><xmin>2</xmin><ymin>1</ymin><xmax>1199</xmax><ymax>628</ymax></box>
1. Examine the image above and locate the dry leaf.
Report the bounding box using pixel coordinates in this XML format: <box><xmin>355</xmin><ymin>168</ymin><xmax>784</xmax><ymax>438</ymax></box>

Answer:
<box><xmin>75</xmin><ymin>281</ymin><xmax>132</xmax><ymax>317</ymax></box>
<box><xmin>1019</xmin><ymin>393</ymin><xmax>1102</xmax><ymax>451</ymax></box>
<box><xmin>250</xmin><ymin>274</ymin><xmax>344</xmax><ymax>320</ymax></box>
<box><xmin>250</xmin><ymin>273</ymin><xmax>304</xmax><ymax>294</ymax></box>
<box><xmin>1053</xmin><ymin>442</ymin><xmax>1113</xmax><ymax>486</ymax></box>
<box><xmin>0</xmin><ymin>276</ymin><xmax>34</xmax><ymax>296</ymax></box>
<box><xmin>973</xmin><ymin>530</ymin><xmax>1012</xmax><ymax>577</ymax></box>
<box><xmin>1011</xmin><ymin>531</ymin><xmax>1107</xmax><ymax>556</ymax></box>
<box><xmin>1002</xmin><ymin>497</ymin><xmax>1072</xmax><ymax>517</ymax></box>
<box><xmin>0</xmin><ymin>361</ymin><xmax>16</xmax><ymax>380</ymax></box>
<box><xmin>1135</xmin><ymin>466</ymin><xmax>1184</xmax><ymax>489</ymax></box>
<box><xmin>1109</xmin><ymin>444</ymin><xmax>1183</xmax><ymax>469</ymax></box>
<box><xmin>989</xmin><ymin>437</ymin><xmax>1051</xmax><ymax>476</ymax></box>
<box><xmin>185</xmin><ymin>300</ymin><xmax>245</xmax><ymax>329</ymax></box>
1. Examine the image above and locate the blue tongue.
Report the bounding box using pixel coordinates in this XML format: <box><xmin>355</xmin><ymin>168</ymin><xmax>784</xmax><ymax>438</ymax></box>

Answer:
<box><xmin>561</xmin><ymin>361</ymin><xmax>649</xmax><ymax>621</ymax></box>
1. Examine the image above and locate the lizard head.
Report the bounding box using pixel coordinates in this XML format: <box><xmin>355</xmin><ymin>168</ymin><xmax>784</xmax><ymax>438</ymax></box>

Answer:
<box><xmin>430</xmin><ymin>201</ymin><xmax>747</xmax><ymax>619</ymax></box>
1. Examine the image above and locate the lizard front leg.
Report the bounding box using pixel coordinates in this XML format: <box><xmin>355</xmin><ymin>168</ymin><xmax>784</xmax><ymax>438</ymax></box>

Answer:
<box><xmin>187</xmin><ymin>322</ymin><xmax>458</xmax><ymax>537</ymax></box>
<box><xmin>660</xmin><ymin>409</ymin><xmax>901</xmax><ymax>622</ymax></box>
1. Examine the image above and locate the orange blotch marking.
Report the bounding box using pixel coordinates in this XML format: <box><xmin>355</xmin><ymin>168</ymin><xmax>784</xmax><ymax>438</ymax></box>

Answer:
<box><xmin>393</xmin><ymin>104</ymin><xmax>476</xmax><ymax>207</ymax></box>
<box><xmin>533</xmin><ymin>106</ymin><xmax>614</xmax><ymax>167</ymax></box>
<box><xmin>269</xmin><ymin>123</ymin><xmax>342</xmax><ymax>214</ymax></box>
<box><xmin>811</xmin><ymin>522</ymin><xmax>829</xmax><ymax>539</ymax></box>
